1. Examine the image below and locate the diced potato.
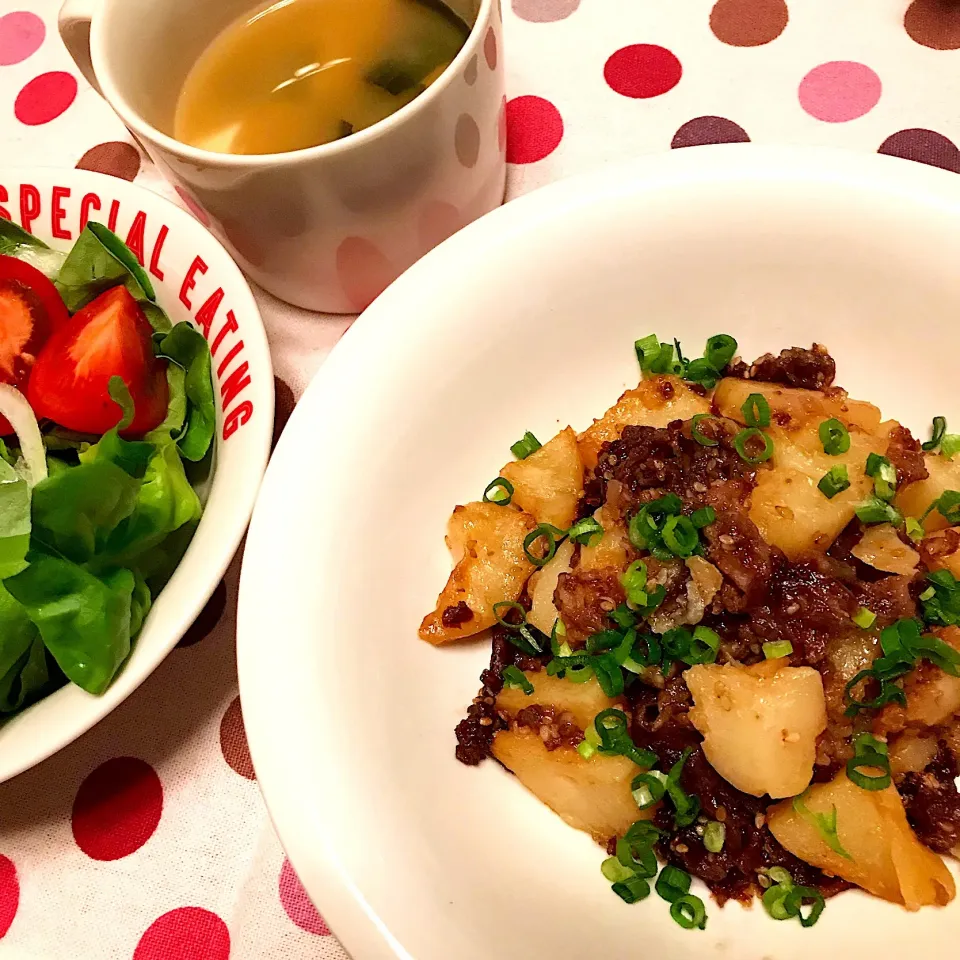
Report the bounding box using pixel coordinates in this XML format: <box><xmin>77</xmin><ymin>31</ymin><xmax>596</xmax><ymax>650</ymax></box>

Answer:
<box><xmin>889</xmin><ymin>732</ymin><xmax>939</xmax><ymax>777</ymax></box>
<box><xmin>577</xmin><ymin>375</ymin><xmax>710</xmax><ymax>471</ymax></box>
<box><xmin>900</xmin><ymin>627</ymin><xmax>960</xmax><ymax>728</ymax></box>
<box><xmin>493</xmin><ymin>732</ymin><xmax>647</xmax><ymax>842</ymax></box>
<box><xmin>921</xmin><ymin>529</ymin><xmax>960</xmax><ymax>578</ymax></box>
<box><xmin>578</xmin><ymin>502</ymin><xmax>631</xmax><ymax>573</ymax></box>
<box><xmin>419</xmin><ymin>502</ymin><xmax>536</xmax><ymax>644</ymax></box>
<box><xmin>713</xmin><ymin>379</ymin><xmax>883</xmax><ymax>435</ymax></box>
<box><xmin>497</xmin><ymin>670</ymin><xmax>621</xmax><ymax>731</ymax></box>
<box><xmin>897</xmin><ymin>453</ymin><xmax>960</xmax><ymax>533</ymax></box>
<box><xmin>527</xmin><ymin>539</ymin><xmax>575</xmax><ymax>636</ymax></box>
<box><xmin>500</xmin><ymin>427</ymin><xmax>583</xmax><ymax>530</ymax></box>
<box><xmin>767</xmin><ymin>772</ymin><xmax>955</xmax><ymax>909</ymax></box>
<box><xmin>851</xmin><ymin>524</ymin><xmax>919</xmax><ymax>576</ymax></box>
<box><xmin>685</xmin><ymin>659</ymin><xmax>827</xmax><ymax>798</ymax></box>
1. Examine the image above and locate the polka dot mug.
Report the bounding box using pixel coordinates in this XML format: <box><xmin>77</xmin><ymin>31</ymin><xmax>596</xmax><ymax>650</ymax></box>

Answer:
<box><xmin>58</xmin><ymin>0</ymin><xmax>506</xmax><ymax>312</ymax></box>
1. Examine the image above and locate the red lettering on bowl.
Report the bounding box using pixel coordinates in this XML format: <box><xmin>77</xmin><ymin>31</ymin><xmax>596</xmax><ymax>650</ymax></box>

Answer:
<box><xmin>195</xmin><ymin>287</ymin><xmax>224</xmax><ymax>338</ymax></box>
<box><xmin>210</xmin><ymin>310</ymin><xmax>239</xmax><ymax>358</ymax></box>
<box><xmin>51</xmin><ymin>186</ymin><xmax>71</xmax><ymax>240</ymax></box>
<box><xmin>107</xmin><ymin>199</ymin><xmax>120</xmax><ymax>232</ymax></box>
<box><xmin>223</xmin><ymin>400</ymin><xmax>253</xmax><ymax>440</ymax></box>
<box><xmin>149</xmin><ymin>225</ymin><xmax>168</xmax><ymax>281</ymax></box>
<box><xmin>216</xmin><ymin>340</ymin><xmax>244</xmax><ymax>379</ymax></box>
<box><xmin>19</xmin><ymin>184</ymin><xmax>39</xmax><ymax>232</ymax></box>
<box><xmin>0</xmin><ymin>185</ymin><xmax>9</xmax><ymax>220</ymax></box>
<box><xmin>220</xmin><ymin>361</ymin><xmax>250</xmax><ymax>409</ymax></box>
<box><xmin>79</xmin><ymin>192</ymin><xmax>100</xmax><ymax>231</ymax></box>
<box><xmin>180</xmin><ymin>255</ymin><xmax>208</xmax><ymax>309</ymax></box>
<box><xmin>125</xmin><ymin>210</ymin><xmax>147</xmax><ymax>265</ymax></box>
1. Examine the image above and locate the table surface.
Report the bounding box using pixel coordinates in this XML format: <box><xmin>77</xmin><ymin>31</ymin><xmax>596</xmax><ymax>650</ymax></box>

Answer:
<box><xmin>2</xmin><ymin>0</ymin><xmax>960</xmax><ymax>956</ymax></box>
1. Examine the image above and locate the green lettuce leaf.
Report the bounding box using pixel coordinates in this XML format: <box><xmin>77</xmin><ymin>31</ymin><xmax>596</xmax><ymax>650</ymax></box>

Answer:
<box><xmin>0</xmin><ymin>585</ymin><xmax>56</xmax><ymax>715</ymax></box>
<box><xmin>4</xmin><ymin>557</ymin><xmax>134</xmax><ymax>695</ymax></box>
<box><xmin>0</xmin><ymin>218</ymin><xmax>65</xmax><ymax>279</ymax></box>
<box><xmin>0</xmin><ymin>460</ymin><xmax>31</xmax><ymax>580</ymax></box>
<box><xmin>152</xmin><ymin>323</ymin><xmax>216</xmax><ymax>461</ymax></box>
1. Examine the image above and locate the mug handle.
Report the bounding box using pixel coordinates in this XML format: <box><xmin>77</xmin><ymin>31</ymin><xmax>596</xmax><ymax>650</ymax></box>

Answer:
<box><xmin>58</xmin><ymin>0</ymin><xmax>103</xmax><ymax>95</ymax></box>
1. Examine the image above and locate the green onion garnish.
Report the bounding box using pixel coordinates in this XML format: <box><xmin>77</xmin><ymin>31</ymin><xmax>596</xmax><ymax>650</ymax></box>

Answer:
<box><xmin>568</xmin><ymin>515</ymin><xmax>603</xmax><ymax>545</ymax></box>
<box><xmin>922</xmin><ymin>416</ymin><xmax>947</xmax><ymax>451</ymax></box>
<box><xmin>577</xmin><ymin>739</ymin><xmax>597</xmax><ymax>760</ymax></box>
<box><xmin>616</xmin><ymin>835</ymin><xmax>658</xmax><ymax>879</ymax></box>
<box><xmin>608</xmin><ymin>605</ymin><xmax>637</xmax><ymax>630</ymax></box>
<box><xmin>767</xmin><ymin>866</ymin><xmax>793</xmax><ymax>887</ymax></box>
<box><xmin>845</xmin><ymin>732</ymin><xmax>891</xmax><ymax>791</ymax></box>
<box><xmin>704</xmin><ymin>334</ymin><xmax>737</xmax><ymax>371</ymax></box>
<box><xmin>785</xmin><ymin>886</ymin><xmax>825</xmax><ymax>928</ymax></box>
<box><xmin>483</xmin><ymin>476</ymin><xmax>514</xmax><ymax>505</ymax></box>
<box><xmin>690</xmin><ymin>413</ymin><xmax>719</xmax><ymax>447</ymax></box>
<box><xmin>703</xmin><ymin>821</ymin><xmax>726</xmax><ymax>853</ymax></box>
<box><xmin>935</xmin><ymin>490</ymin><xmax>960</xmax><ymax>525</ymax></box>
<box><xmin>492</xmin><ymin>601</ymin><xmax>526</xmax><ymax>629</ymax></box>
<box><xmin>685</xmin><ymin>626</ymin><xmax>721</xmax><ymax>665</ymax></box>
<box><xmin>905</xmin><ymin>517</ymin><xmax>925</xmax><ymax>542</ymax></box>
<box><xmin>855</xmin><ymin>495</ymin><xmax>903</xmax><ymax>526</ymax></box>
<box><xmin>523</xmin><ymin>524</ymin><xmax>564</xmax><ymax>566</ymax></box>
<box><xmin>741</xmin><ymin>393</ymin><xmax>771</xmax><ymax>428</ymax></box>
<box><xmin>852</xmin><ymin>607</ymin><xmax>876</xmax><ymax>629</ymax></box>
<box><xmin>622</xmin><ymin>633</ymin><xmax>662</xmax><ymax>672</ymax></box>
<box><xmin>634</xmin><ymin>334</ymin><xmax>660</xmax><ymax>369</ymax></box>
<box><xmin>550</xmin><ymin>618</ymin><xmax>572</xmax><ymax>657</ymax></box>
<box><xmin>631</xmin><ymin>770</ymin><xmax>668</xmax><ymax>809</ymax></box>
<box><xmin>942</xmin><ymin>434</ymin><xmax>960</xmax><ymax>460</ymax></box>
<box><xmin>594</xmin><ymin>708</ymin><xmax>657</xmax><ymax>768</ymax></box>
<box><xmin>621</xmin><ymin>560</ymin><xmax>650</xmax><ymax>609</ymax></box>
<box><xmin>662</xmin><ymin>514</ymin><xmax>699</xmax><ymax>557</ymax></box>
<box><xmin>819</xmin><ymin>418</ymin><xmax>850</xmax><ymax>456</ymax></box>
<box><xmin>682</xmin><ymin>358</ymin><xmax>721</xmax><ymax>389</ymax></box>
<box><xmin>655</xmin><ymin>865</ymin><xmax>691</xmax><ymax>903</ymax></box>
<box><xmin>501</xmin><ymin>665</ymin><xmax>533</xmax><ymax>695</ymax></box>
<box><xmin>601</xmin><ymin>856</ymin><xmax>635</xmax><ymax>883</ymax></box>
<box><xmin>865</xmin><ymin>453</ymin><xmax>897</xmax><ymax>501</ymax></box>
<box><xmin>612</xmin><ymin>875</ymin><xmax>652</xmax><ymax>904</ymax></box>
<box><xmin>791</xmin><ymin>792</ymin><xmax>852</xmax><ymax>860</ymax></box>
<box><xmin>817</xmin><ymin>465</ymin><xmax>850</xmax><ymax>499</ymax></box>
<box><xmin>690</xmin><ymin>506</ymin><xmax>716</xmax><ymax>528</ymax></box>
<box><xmin>921</xmin><ymin>569</ymin><xmax>960</xmax><ymax>627</ymax></box>
<box><xmin>670</xmin><ymin>894</ymin><xmax>707</xmax><ymax>930</ymax></box>
<box><xmin>510</xmin><ymin>430</ymin><xmax>542</xmax><ymax>460</ymax></box>
<box><xmin>844</xmin><ymin>668</ymin><xmax>907</xmax><ymax>715</ymax></box>
<box><xmin>665</xmin><ymin>748</ymin><xmax>700</xmax><ymax>828</ymax></box>
<box><xmin>762</xmin><ymin>640</ymin><xmax>793</xmax><ymax>659</ymax></box>
<box><xmin>733</xmin><ymin>427</ymin><xmax>774</xmax><ymax>464</ymax></box>
<box><xmin>492</xmin><ymin>601</ymin><xmax>546</xmax><ymax>656</ymax></box>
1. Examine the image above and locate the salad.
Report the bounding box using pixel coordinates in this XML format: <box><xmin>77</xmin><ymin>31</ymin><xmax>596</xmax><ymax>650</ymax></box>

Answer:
<box><xmin>422</xmin><ymin>334</ymin><xmax>960</xmax><ymax>931</ymax></box>
<box><xmin>0</xmin><ymin>218</ymin><xmax>214</xmax><ymax>715</ymax></box>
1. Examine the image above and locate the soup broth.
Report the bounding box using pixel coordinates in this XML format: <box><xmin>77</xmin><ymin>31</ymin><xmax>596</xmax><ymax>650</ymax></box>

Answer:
<box><xmin>174</xmin><ymin>0</ymin><xmax>469</xmax><ymax>155</ymax></box>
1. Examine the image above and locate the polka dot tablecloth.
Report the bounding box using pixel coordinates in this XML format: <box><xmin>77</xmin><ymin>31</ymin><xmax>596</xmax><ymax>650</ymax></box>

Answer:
<box><xmin>2</xmin><ymin>0</ymin><xmax>960</xmax><ymax>956</ymax></box>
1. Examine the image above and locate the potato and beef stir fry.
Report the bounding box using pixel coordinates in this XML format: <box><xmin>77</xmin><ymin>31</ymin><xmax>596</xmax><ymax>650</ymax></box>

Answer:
<box><xmin>420</xmin><ymin>334</ymin><xmax>960</xmax><ymax>931</ymax></box>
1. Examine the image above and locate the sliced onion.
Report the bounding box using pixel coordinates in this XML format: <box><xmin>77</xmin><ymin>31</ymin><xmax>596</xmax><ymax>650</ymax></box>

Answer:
<box><xmin>0</xmin><ymin>384</ymin><xmax>47</xmax><ymax>487</ymax></box>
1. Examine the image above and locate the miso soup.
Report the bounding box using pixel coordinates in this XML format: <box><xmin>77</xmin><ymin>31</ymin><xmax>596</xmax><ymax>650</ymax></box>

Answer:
<box><xmin>174</xmin><ymin>0</ymin><xmax>470</xmax><ymax>155</ymax></box>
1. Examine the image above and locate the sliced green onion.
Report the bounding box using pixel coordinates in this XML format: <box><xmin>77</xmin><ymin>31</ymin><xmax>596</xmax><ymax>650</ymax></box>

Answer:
<box><xmin>621</xmin><ymin>560</ymin><xmax>650</xmax><ymax>608</ymax></box>
<box><xmin>670</xmin><ymin>894</ymin><xmax>707</xmax><ymax>930</ymax></box>
<box><xmin>846</xmin><ymin>732</ymin><xmax>891</xmax><ymax>791</ymax></box>
<box><xmin>785</xmin><ymin>886</ymin><xmax>825</xmax><ymax>928</ymax></box>
<box><xmin>634</xmin><ymin>334</ymin><xmax>661</xmax><ymax>370</ymax></box>
<box><xmin>792</xmin><ymin>793</ymin><xmax>852</xmax><ymax>859</ymax></box>
<box><xmin>492</xmin><ymin>601</ymin><xmax>526</xmax><ymax>628</ymax></box>
<box><xmin>704</xmin><ymin>334</ymin><xmax>737</xmax><ymax>371</ymax></box>
<box><xmin>568</xmin><ymin>515</ymin><xmax>603</xmax><ymax>545</ymax></box>
<box><xmin>586</xmin><ymin>629</ymin><xmax>624</xmax><ymax>655</ymax></box>
<box><xmin>616</xmin><ymin>836</ymin><xmax>658</xmax><ymax>879</ymax></box>
<box><xmin>612</xmin><ymin>875</ymin><xmax>651</xmax><ymax>904</ymax></box>
<box><xmin>666</xmin><ymin>748</ymin><xmax>700</xmax><ymax>828</ymax></box>
<box><xmin>510</xmin><ymin>430</ymin><xmax>541</xmax><ymax>460</ymax></box>
<box><xmin>501</xmin><ymin>665</ymin><xmax>533</xmax><ymax>695</ymax></box>
<box><xmin>565</xmin><ymin>662</ymin><xmax>594</xmax><ymax>683</ymax></box>
<box><xmin>690</xmin><ymin>413</ymin><xmax>719</xmax><ymax>447</ymax></box>
<box><xmin>734</xmin><ymin>427</ymin><xmax>774</xmax><ymax>464</ymax></box>
<box><xmin>577</xmin><ymin>739</ymin><xmax>597</xmax><ymax>760</ymax></box>
<box><xmin>941</xmin><ymin>434</ymin><xmax>960</xmax><ymax>460</ymax></box>
<box><xmin>550</xmin><ymin>619</ymin><xmax>571</xmax><ymax>657</ymax></box>
<box><xmin>608</xmin><ymin>605</ymin><xmax>637</xmax><ymax>629</ymax></box>
<box><xmin>763</xmin><ymin>640</ymin><xmax>793</xmax><ymax>660</ymax></box>
<box><xmin>703</xmin><ymin>821</ymin><xmax>726</xmax><ymax>853</ymax></box>
<box><xmin>683</xmin><ymin>358</ymin><xmax>720</xmax><ymax>389</ymax></box>
<box><xmin>818</xmin><ymin>465</ymin><xmax>850</xmax><ymax>499</ymax></box>
<box><xmin>853</xmin><ymin>607</ymin><xmax>876</xmax><ymax>629</ymax></box>
<box><xmin>741</xmin><ymin>393</ymin><xmax>771</xmax><ymax>428</ymax></box>
<box><xmin>482</xmin><ymin>476</ymin><xmax>514</xmax><ymax>505</ymax></box>
<box><xmin>906</xmin><ymin>517</ymin><xmax>925</xmax><ymax>542</ymax></box>
<box><xmin>922</xmin><ymin>416</ymin><xmax>947</xmax><ymax>451</ymax></box>
<box><xmin>594</xmin><ymin>708</ymin><xmax>656</xmax><ymax>768</ymax></box>
<box><xmin>844</xmin><ymin>668</ymin><xmax>906</xmax><ymax>716</ymax></box>
<box><xmin>601</xmin><ymin>856</ymin><xmax>636</xmax><ymax>883</ymax></box>
<box><xmin>662</xmin><ymin>627</ymin><xmax>692</xmax><ymax>662</ymax></box>
<box><xmin>690</xmin><ymin>506</ymin><xmax>716</xmax><ymax>528</ymax></box>
<box><xmin>684</xmin><ymin>626</ymin><xmax>721</xmax><ymax>665</ymax></box>
<box><xmin>632</xmin><ymin>770</ymin><xmax>668</xmax><ymax>809</ymax></box>
<box><xmin>819</xmin><ymin>418</ymin><xmax>850</xmax><ymax>456</ymax></box>
<box><xmin>623</xmin><ymin>633</ymin><xmax>662</xmax><ymax>672</ymax></box>
<box><xmin>920</xmin><ymin>585</ymin><xmax>937</xmax><ymax>602</ymax></box>
<box><xmin>865</xmin><ymin>453</ymin><xmax>897</xmax><ymax>501</ymax></box>
<box><xmin>921</xmin><ymin>570</ymin><xmax>960</xmax><ymax>629</ymax></box>
<box><xmin>767</xmin><ymin>867</ymin><xmax>793</xmax><ymax>888</ymax></box>
<box><xmin>592</xmin><ymin>652</ymin><xmax>626</xmax><ymax>698</ymax></box>
<box><xmin>662</xmin><ymin>514</ymin><xmax>699</xmax><ymax>557</ymax></box>
<box><xmin>655</xmin><ymin>865</ymin><xmax>691</xmax><ymax>903</ymax></box>
<box><xmin>936</xmin><ymin>490</ymin><xmax>960</xmax><ymax>525</ymax></box>
<box><xmin>763</xmin><ymin>884</ymin><xmax>794</xmax><ymax>921</ymax></box>
<box><xmin>855</xmin><ymin>495</ymin><xmax>903</xmax><ymax>526</ymax></box>
<box><xmin>523</xmin><ymin>524</ymin><xmax>564</xmax><ymax>566</ymax></box>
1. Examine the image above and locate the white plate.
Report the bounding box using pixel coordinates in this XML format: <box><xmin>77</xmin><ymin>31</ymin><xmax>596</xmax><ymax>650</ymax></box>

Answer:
<box><xmin>0</xmin><ymin>168</ymin><xmax>273</xmax><ymax>783</ymax></box>
<box><xmin>237</xmin><ymin>145</ymin><xmax>960</xmax><ymax>959</ymax></box>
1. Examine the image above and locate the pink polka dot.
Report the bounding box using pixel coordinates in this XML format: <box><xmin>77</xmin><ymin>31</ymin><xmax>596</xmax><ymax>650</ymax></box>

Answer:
<box><xmin>0</xmin><ymin>856</ymin><xmax>18</xmax><ymax>940</ymax></box>
<box><xmin>174</xmin><ymin>186</ymin><xmax>211</xmax><ymax>227</ymax></box>
<box><xmin>72</xmin><ymin>757</ymin><xmax>163</xmax><ymax>861</ymax></box>
<box><xmin>336</xmin><ymin>236</ymin><xmax>394</xmax><ymax>311</ymax></box>
<box><xmin>484</xmin><ymin>27</ymin><xmax>498</xmax><ymax>70</ymax></box>
<box><xmin>14</xmin><ymin>71</ymin><xmax>77</xmax><ymax>125</ymax></box>
<box><xmin>134</xmin><ymin>907</ymin><xmax>230</xmax><ymax>960</ymax></box>
<box><xmin>0</xmin><ymin>12</ymin><xmax>44</xmax><ymax>66</ymax></box>
<box><xmin>279</xmin><ymin>859</ymin><xmax>331</xmax><ymax>935</ymax></box>
<box><xmin>506</xmin><ymin>95</ymin><xmax>563</xmax><ymax>164</ymax></box>
<box><xmin>604</xmin><ymin>44</ymin><xmax>682</xmax><ymax>99</ymax></box>
<box><xmin>419</xmin><ymin>200</ymin><xmax>462</xmax><ymax>252</ymax></box>
<box><xmin>798</xmin><ymin>61</ymin><xmax>882</xmax><ymax>122</ymax></box>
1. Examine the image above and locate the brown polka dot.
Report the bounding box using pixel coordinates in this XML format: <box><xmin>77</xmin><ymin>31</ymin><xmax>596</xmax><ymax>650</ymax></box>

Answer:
<box><xmin>76</xmin><ymin>141</ymin><xmax>142</xmax><ymax>181</ymax></box>
<box><xmin>219</xmin><ymin>696</ymin><xmax>255</xmax><ymax>780</ymax></box>
<box><xmin>709</xmin><ymin>0</ymin><xmax>788</xmax><ymax>47</ymax></box>
<box><xmin>455</xmin><ymin>114</ymin><xmax>481</xmax><ymax>167</ymax></box>
<box><xmin>484</xmin><ymin>27</ymin><xmax>498</xmax><ymax>70</ymax></box>
<box><xmin>221</xmin><ymin>217</ymin><xmax>267</xmax><ymax>268</ymax></box>
<box><xmin>464</xmin><ymin>54</ymin><xmax>478</xmax><ymax>85</ymax></box>
<box><xmin>273</xmin><ymin>376</ymin><xmax>296</xmax><ymax>451</ymax></box>
<box><xmin>671</xmin><ymin>115</ymin><xmax>750</xmax><ymax>149</ymax></box>
<box><xmin>878</xmin><ymin>128</ymin><xmax>960</xmax><ymax>173</ymax></box>
<box><xmin>177</xmin><ymin>580</ymin><xmax>228</xmax><ymax>648</ymax></box>
<box><xmin>904</xmin><ymin>0</ymin><xmax>960</xmax><ymax>49</ymax></box>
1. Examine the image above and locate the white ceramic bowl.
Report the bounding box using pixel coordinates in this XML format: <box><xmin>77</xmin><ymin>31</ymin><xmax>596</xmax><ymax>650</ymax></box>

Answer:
<box><xmin>237</xmin><ymin>146</ymin><xmax>960</xmax><ymax>959</ymax></box>
<box><xmin>0</xmin><ymin>167</ymin><xmax>273</xmax><ymax>783</ymax></box>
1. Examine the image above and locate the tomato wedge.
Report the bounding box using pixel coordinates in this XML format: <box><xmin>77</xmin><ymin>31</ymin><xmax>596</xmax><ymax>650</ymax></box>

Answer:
<box><xmin>28</xmin><ymin>286</ymin><xmax>169</xmax><ymax>436</ymax></box>
<box><xmin>0</xmin><ymin>255</ymin><xmax>70</xmax><ymax>435</ymax></box>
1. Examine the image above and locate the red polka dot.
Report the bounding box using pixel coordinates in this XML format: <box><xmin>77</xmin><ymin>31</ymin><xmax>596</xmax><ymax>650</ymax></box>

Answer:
<box><xmin>336</xmin><ymin>237</ymin><xmax>393</xmax><ymax>311</ymax></box>
<box><xmin>604</xmin><ymin>44</ymin><xmax>682</xmax><ymax>99</ymax></box>
<box><xmin>72</xmin><ymin>757</ymin><xmax>163</xmax><ymax>861</ymax></box>
<box><xmin>0</xmin><ymin>856</ymin><xmax>18</xmax><ymax>940</ymax></box>
<box><xmin>419</xmin><ymin>200</ymin><xmax>462</xmax><ymax>252</ymax></box>
<box><xmin>0</xmin><ymin>12</ymin><xmax>45</xmax><ymax>66</ymax></box>
<box><xmin>14</xmin><ymin>71</ymin><xmax>77</xmax><ymax>125</ymax></box>
<box><xmin>134</xmin><ymin>907</ymin><xmax>230</xmax><ymax>960</ymax></box>
<box><xmin>505</xmin><ymin>95</ymin><xmax>563</xmax><ymax>164</ymax></box>
<box><xmin>279</xmin><ymin>859</ymin><xmax>331</xmax><ymax>935</ymax></box>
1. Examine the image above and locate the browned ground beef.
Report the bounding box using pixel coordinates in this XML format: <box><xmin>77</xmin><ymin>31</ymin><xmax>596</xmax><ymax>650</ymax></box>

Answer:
<box><xmin>513</xmin><ymin>704</ymin><xmax>585</xmax><ymax>751</ymax></box>
<box><xmin>554</xmin><ymin>566</ymin><xmax>626</xmax><ymax>644</ymax></box>
<box><xmin>726</xmin><ymin>344</ymin><xmax>836</xmax><ymax>391</ymax></box>
<box><xmin>900</xmin><ymin>743</ymin><xmax>960</xmax><ymax>853</ymax></box>
<box><xmin>886</xmin><ymin>424</ymin><xmax>929</xmax><ymax>488</ymax></box>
